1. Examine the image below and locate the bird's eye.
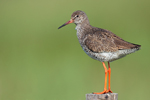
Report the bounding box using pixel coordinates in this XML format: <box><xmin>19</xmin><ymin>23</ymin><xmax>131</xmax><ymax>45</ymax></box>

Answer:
<box><xmin>76</xmin><ymin>15</ymin><xmax>79</xmax><ymax>17</ymax></box>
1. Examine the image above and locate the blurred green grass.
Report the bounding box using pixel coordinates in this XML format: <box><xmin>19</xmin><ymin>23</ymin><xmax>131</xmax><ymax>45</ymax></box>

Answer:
<box><xmin>0</xmin><ymin>0</ymin><xmax>149</xmax><ymax>100</ymax></box>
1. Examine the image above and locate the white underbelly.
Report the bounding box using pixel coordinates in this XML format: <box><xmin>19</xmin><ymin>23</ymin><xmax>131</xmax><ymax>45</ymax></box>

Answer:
<box><xmin>83</xmin><ymin>48</ymin><xmax>137</xmax><ymax>62</ymax></box>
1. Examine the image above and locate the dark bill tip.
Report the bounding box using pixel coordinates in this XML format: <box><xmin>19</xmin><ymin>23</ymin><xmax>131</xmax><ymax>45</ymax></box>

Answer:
<box><xmin>58</xmin><ymin>19</ymin><xmax>73</xmax><ymax>29</ymax></box>
<box><xmin>58</xmin><ymin>23</ymin><xmax>66</xmax><ymax>29</ymax></box>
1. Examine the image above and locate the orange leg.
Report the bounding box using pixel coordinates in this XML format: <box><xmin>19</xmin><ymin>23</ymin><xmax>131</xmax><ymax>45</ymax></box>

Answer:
<box><xmin>93</xmin><ymin>62</ymin><xmax>108</xmax><ymax>94</ymax></box>
<box><xmin>106</xmin><ymin>62</ymin><xmax>113</xmax><ymax>93</ymax></box>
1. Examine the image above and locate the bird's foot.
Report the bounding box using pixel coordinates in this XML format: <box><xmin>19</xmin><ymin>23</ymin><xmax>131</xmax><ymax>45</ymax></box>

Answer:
<box><xmin>93</xmin><ymin>89</ymin><xmax>113</xmax><ymax>94</ymax></box>
<box><xmin>106</xmin><ymin>89</ymin><xmax>113</xmax><ymax>93</ymax></box>
<box><xmin>93</xmin><ymin>90</ymin><xmax>107</xmax><ymax>94</ymax></box>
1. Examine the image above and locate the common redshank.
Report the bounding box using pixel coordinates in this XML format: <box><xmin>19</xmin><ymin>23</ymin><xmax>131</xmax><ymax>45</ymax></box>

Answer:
<box><xmin>58</xmin><ymin>10</ymin><xmax>141</xmax><ymax>94</ymax></box>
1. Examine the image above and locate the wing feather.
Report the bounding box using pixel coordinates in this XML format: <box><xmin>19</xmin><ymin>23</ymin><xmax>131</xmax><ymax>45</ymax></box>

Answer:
<box><xmin>84</xmin><ymin>28</ymin><xmax>140</xmax><ymax>53</ymax></box>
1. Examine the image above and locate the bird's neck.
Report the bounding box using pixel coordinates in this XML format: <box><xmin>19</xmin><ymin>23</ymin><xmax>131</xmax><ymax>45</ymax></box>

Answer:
<box><xmin>75</xmin><ymin>20</ymin><xmax>91</xmax><ymax>31</ymax></box>
<box><xmin>75</xmin><ymin>20</ymin><xmax>91</xmax><ymax>45</ymax></box>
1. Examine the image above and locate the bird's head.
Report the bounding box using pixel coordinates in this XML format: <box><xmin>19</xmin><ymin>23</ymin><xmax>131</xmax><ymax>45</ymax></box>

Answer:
<box><xmin>58</xmin><ymin>10</ymin><xmax>88</xmax><ymax>29</ymax></box>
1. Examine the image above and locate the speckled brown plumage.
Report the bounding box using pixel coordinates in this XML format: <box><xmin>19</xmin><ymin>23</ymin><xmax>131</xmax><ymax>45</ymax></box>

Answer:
<box><xmin>73</xmin><ymin>11</ymin><xmax>140</xmax><ymax>61</ymax></box>
<box><xmin>58</xmin><ymin>10</ymin><xmax>141</xmax><ymax>94</ymax></box>
<box><xmin>58</xmin><ymin>10</ymin><xmax>141</xmax><ymax>62</ymax></box>
<box><xmin>84</xmin><ymin>27</ymin><xmax>141</xmax><ymax>53</ymax></box>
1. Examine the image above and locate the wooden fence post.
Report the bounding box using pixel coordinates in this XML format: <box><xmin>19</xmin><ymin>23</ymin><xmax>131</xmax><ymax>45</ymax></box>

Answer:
<box><xmin>86</xmin><ymin>93</ymin><xmax>118</xmax><ymax>100</ymax></box>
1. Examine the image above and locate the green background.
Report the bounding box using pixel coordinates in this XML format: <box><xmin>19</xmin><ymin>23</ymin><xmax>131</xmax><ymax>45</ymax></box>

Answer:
<box><xmin>0</xmin><ymin>0</ymin><xmax>149</xmax><ymax>100</ymax></box>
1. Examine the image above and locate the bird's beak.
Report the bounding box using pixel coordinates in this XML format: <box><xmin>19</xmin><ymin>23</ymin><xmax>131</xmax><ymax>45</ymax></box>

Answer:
<box><xmin>58</xmin><ymin>19</ymin><xmax>74</xmax><ymax>29</ymax></box>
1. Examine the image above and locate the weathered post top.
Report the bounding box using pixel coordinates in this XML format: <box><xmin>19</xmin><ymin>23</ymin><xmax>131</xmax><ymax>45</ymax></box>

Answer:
<box><xmin>86</xmin><ymin>93</ymin><xmax>118</xmax><ymax>100</ymax></box>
